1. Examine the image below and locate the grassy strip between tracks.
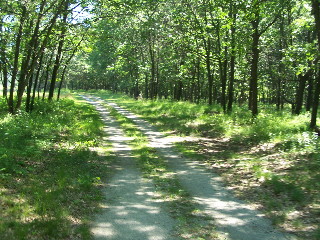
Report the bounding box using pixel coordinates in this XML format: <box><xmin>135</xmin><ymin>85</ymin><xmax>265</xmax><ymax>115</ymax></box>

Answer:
<box><xmin>104</xmin><ymin>101</ymin><xmax>225</xmax><ymax>240</ymax></box>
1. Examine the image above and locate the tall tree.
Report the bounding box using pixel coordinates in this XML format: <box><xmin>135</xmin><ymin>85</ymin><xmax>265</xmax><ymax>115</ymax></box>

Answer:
<box><xmin>48</xmin><ymin>0</ymin><xmax>70</xmax><ymax>100</ymax></box>
<box><xmin>248</xmin><ymin>0</ymin><xmax>282</xmax><ymax>116</ymax></box>
<box><xmin>310</xmin><ymin>0</ymin><xmax>320</xmax><ymax>128</ymax></box>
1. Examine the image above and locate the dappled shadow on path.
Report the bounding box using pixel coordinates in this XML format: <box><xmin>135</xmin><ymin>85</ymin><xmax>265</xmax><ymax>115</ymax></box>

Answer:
<box><xmin>101</xmin><ymin>99</ymin><xmax>298</xmax><ymax>240</ymax></box>
<box><xmin>82</xmin><ymin>96</ymin><xmax>178</xmax><ymax>240</ymax></box>
<box><xmin>92</xmin><ymin>171</ymin><xmax>175</xmax><ymax>240</ymax></box>
<box><xmin>181</xmin><ymin>138</ymin><xmax>320</xmax><ymax>239</ymax></box>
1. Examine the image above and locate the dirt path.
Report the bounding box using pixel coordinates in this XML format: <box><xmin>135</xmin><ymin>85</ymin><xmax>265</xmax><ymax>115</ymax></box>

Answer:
<box><xmin>99</xmin><ymin>98</ymin><xmax>298</xmax><ymax>240</ymax></box>
<box><xmin>82</xmin><ymin>96</ymin><xmax>179</xmax><ymax>240</ymax></box>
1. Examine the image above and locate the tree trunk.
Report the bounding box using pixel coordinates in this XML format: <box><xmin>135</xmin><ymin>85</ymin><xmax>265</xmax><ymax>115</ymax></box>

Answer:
<box><xmin>294</xmin><ymin>75</ymin><xmax>306</xmax><ymax>115</ymax></box>
<box><xmin>48</xmin><ymin>0</ymin><xmax>69</xmax><ymax>100</ymax></box>
<box><xmin>0</xmin><ymin>19</ymin><xmax>8</xmax><ymax>98</ymax></box>
<box><xmin>15</xmin><ymin>19</ymin><xmax>36</xmax><ymax>111</ymax></box>
<box><xmin>227</xmin><ymin>11</ymin><xmax>236</xmax><ymax>113</ymax></box>
<box><xmin>156</xmin><ymin>51</ymin><xmax>160</xmax><ymax>99</ymax></box>
<box><xmin>196</xmin><ymin>58</ymin><xmax>201</xmax><ymax>104</ymax></box>
<box><xmin>310</xmin><ymin>0</ymin><xmax>320</xmax><ymax>128</ymax></box>
<box><xmin>311</xmin><ymin>73</ymin><xmax>320</xmax><ymax>128</ymax></box>
<box><xmin>148</xmin><ymin>39</ymin><xmax>156</xmax><ymax>99</ymax></box>
<box><xmin>277</xmin><ymin>15</ymin><xmax>285</xmax><ymax>110</ymax></box>
<box><xmin>216</xmin><ymin>19</ymin><xmax>227</xmax><ymax>111</ymax></box>
<box><xmin>249</xmin><ymin>10</ymin><xmax>260</xmax><ymax>116</ymax></box>
<box><xmin>25</xmin><ymin>74</ymin><xmax>34</xmax><ymax>112</ymax></box>
<box><xmin>57</xmin><ymin>65</ymin><xmax>67</xmax><ymax>101</ymax></box>
<box><xmin>134</xmin><ymin>80</ymin><xmax>139</xmax><ymax>99</ymax></box>
<box><xmin>204</xmin><ymin>38</ymin><xmax>213</xmax><ymax>105</ymax></box>
<box><xmin>0</xmin><ymin>52</ymin><xmax>8</xmax><ymax>99</ymax></box>
<box><xmin>8</xmin><ymin>6</ymin><xmax>27</xmax><ymax>113</ymax></box>
<box><xmin>48</xmin><ymin>39</ymin><xmax>64</xmax><ymax>100</ymax></box>
<box><xmin>57</xmin><ymin>36</ymin><xmax>83</xmax><ymax>101</ymax></box>
<box><xmin>306</xmin><ymin>76</ymin><xmax>314</xmax><ymax>111</ymax></box>
<box><xmin>221</xmin><ymin>46</ymin><xmax>228</xmax><ymax>112</ymax></box>
<box><xmin>42</xmin><ymin>53</ymin><xmax>54</xmax><ymax>100</ymax></box>
<box><xmin>294</xmin><ymin>71</ymin><xmax>311</xmax><ymax>114</ymax></box>
<box><xmin>30</xmin><ymin>53</ymin><xmax>44</xmax><ymax>111</ymax></box>
<box><xmin>15</xmin><ymin>0</ymin><xmax>51</xmax><ymax>112</ymax></box>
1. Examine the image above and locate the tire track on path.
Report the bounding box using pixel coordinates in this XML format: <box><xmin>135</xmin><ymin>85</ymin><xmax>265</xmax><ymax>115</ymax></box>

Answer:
<box><xmin>99</xmin><ymin>97</ymin><xmax>298</xmax><ymax>240</ymax></box>
<box><xmin>81</xmin><ymin>96</ymin><xmax>179</xmax><ymax>240</ymax></box>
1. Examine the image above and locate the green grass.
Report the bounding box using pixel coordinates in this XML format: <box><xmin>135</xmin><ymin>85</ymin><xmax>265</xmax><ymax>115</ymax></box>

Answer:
<box><xmin>0</xmin><ymin>96</ymin><xmax>111</xmax><ymax>239</ymax></box>
<box><xmin>86</xmin><ymin>90</ymin><xmax>320</xmax><ymax>240</ymax></box>
<box><xmin>87</xmin><ymin>90</ymin><xmax>315</xmax><ymax>144</ymax></box>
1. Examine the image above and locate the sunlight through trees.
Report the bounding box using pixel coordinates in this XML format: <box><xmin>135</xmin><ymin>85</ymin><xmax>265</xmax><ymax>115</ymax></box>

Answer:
<box><xmin>1</xmin><ymin>0</ymin><xmax>320</xmax><ymax>127</ymax></box>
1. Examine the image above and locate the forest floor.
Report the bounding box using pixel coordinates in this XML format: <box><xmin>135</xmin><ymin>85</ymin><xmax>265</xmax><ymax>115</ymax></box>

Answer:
<box><xmin>83</xmin><ymin>94</ymin><xmax>299</xmax><ymax>240</ymax></box>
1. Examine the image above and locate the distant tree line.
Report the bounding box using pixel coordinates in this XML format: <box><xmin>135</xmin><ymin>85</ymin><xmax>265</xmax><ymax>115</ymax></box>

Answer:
<box><xmin>67</xmin><ymin>0</ymin><xmax>320</xmax><ymax>128</ymax></box>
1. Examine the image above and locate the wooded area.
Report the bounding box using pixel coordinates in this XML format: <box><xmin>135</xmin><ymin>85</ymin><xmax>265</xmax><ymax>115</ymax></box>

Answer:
<box><xmin>0</xmin><ymin>0</ymin><xmax>88</xmax><ymax>113</ymax></box>
<box><xmin>1</xmin><ymin>1</ymin><xmax>320</xmax><ymax>239</ymax></box>
<box><xmin>1</xmin><ymin>0</ymin><xmax>320</xmax><ymax>126</ymax></box>
<box><xmin>71</xmin><ymin>0</ymin><xmax>320</xmax><ymax>126</ymax></box>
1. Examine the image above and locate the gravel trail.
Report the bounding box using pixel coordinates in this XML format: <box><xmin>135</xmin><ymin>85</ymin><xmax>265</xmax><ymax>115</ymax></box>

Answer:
<box><xmin>100</xmin><ymin>98</ymin><xmax>299</xmax><ymax>240</ymax></box>
<box><xmin>82</xmin><ymin>96</ymin><xmax>179</xmax><ymax>240</ymax></box>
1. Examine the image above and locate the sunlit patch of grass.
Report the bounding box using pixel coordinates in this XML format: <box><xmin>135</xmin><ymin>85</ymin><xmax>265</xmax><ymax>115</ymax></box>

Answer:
<box><xmin>0</xmin><ymin>97</ymin><xmax>111</xmax><ymax>239</ymax></box>
<box><xmin>90</xmin><ymin>90</ymin><xmax>223</xmax><ymax>137</ymax></box>
<box><xmin>89</xmin><ymin>90</ymin><xmax>317</xmax><ymax>146</ymax></box>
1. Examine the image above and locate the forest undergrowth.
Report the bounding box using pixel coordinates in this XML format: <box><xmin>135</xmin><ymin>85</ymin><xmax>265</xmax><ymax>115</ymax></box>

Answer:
<box><xmin>90</xmin><ymin>90</ymin><xmax>320</xmax><ymax>240</ymax></box>
<box><xmin>0</xmin><ymin>94</ymin><xmax>111</xmax><ymax>240</ymax></box>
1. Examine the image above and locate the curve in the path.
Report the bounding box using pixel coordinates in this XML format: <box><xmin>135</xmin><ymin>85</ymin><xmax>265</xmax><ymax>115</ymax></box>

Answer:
<box><xmin>82</xmin><ymin>96</ymin><xmax>179</xmax><ymax>240</ymax></box>
<box><xmin>101</xmin><ymin>98</ymin><xmax>298</xmax><ymax>240</ymax></box>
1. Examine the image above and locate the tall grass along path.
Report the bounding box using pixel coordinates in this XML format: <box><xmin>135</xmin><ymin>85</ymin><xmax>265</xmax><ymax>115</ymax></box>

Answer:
<box><xmin>83</xmin><ymin>95</ymin><xmax>298</xmax><ymax>240</ymax></box>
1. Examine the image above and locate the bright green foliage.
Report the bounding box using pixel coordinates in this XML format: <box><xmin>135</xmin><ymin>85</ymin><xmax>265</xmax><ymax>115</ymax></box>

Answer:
<box><xmin>0</xmin><ymin>97</ymin><xmax>110</xmax><ymax>239</ymax></box>
<box><xmin>67</xmin><ymin>0</ymin><xmax>318</xmax><ymax>118</ymax></box>
<box><xmin>0</xmin><ymin>0</ymin><xmax>93</xmax><ymax>112</ymax></box>
<box><xmin>94</xmin><ymin>91</ymin><xmax>315</xmax><ymax>143</ymax></box>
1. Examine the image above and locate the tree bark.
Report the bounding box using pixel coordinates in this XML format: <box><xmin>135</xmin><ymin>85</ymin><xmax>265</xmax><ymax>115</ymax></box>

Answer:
<box><xmin>42</xmin><ymin>52</ymin><xmax>54</xmax><ymax>100</ymax></box>
<box><xmin>48</xmin><ymin>0</ymin><xmax>69</xmax><ymax>100</ymax></box>
<box><xmin>311</xmin><ymin>73</ymin><xmax>320</xmax><ymax>128</ymax></box>
<box><xmin>249</xmin><ymin>2</ymin><xmax>280</xmax><ymax>116</ymax></box>
<box><xmin>276</xmin><ymin>15</ymin><xmax>285</xmax><ymax>110</ymax></box>
<box><xmin>227</xmin><ymin>9</ymin><xmax>236</xmax><ymax>113</ymax></box>
<box><xmin>204</xmin><ymin>38</ymin><xmax>213</xmax><ymax>105</ymax></box>
<box><xmin>144</xmin><ymin>73</ymin><xmax>149</xmax><ymax>99</ymax></box>
<box><xmin>15</xmin><ymin>0</ymin><xmax>50</xmax><ymax>111</ymax></box>
<box><xmin>221</xmin><ymin>46</ymin><xmax>228</xmax><ymax>112</ymax></box>
<box><xmin>30</xmin><ymin>53</ymin><xmax>44</xmax><ymax>111</ymax></box>
<box><xmin>8</xmin><ymin>6</ymin><xmax>27</xmax><ymax>113</ymax></box>
<box><xmin>310</xmin><ymin>0</ymin><xmax>320</xmax><ymax>128</ymax></box>
<box><xmin>0</xmin><ymin>19</ymin><xmax>8</xmax><ymax>98</ymax></box>
<box><xmin>306</xmin><ymin>76</ymin><xmax>314</xmax><ymax>111</ymax></box>
<box><xmin>294</xmin><ymin>71</ymin><xmax>311</xmax><ymax>114</ymax></box>
<box><xmin>249</xmin><ymin>10</ymin><xmax>260</xmax><ymax>116</ymax></box>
